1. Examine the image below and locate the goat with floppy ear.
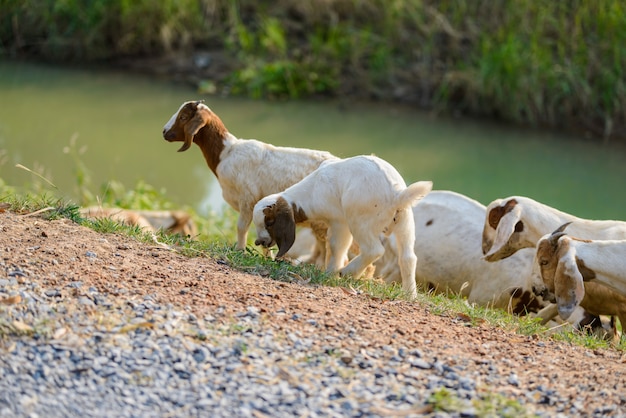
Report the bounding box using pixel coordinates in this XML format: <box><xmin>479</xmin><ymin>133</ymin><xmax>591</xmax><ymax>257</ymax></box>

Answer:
<box><xmin>374</xmin><ymin>190</ymin><xmax>549</xmax><ymax>315</ymax></box>
<box><xmin>253</xmin><ymin>155</ymin><xmax>432</xmax><ymax>299</ymax></box>
<box><xmin>533</xmin><ymin>222</ymin><xmax>581</xmax><ymax>317</ymax></box>
<box><xmin>163</xmin><ymin>100</ymin><xmax>206</xmax><ymax>152</ymax></box>
<box><xmin>162</xmin><ymin>100</ymin><xmax>338</xmax><ymax>262</ymax></box>
<box><xmin>261</xmin><ymin>199</ymin><xmax>297</xmax><ymax>256</ymax></box>
<box><xmin>481</xmin><ymin>195</ymin><xmax>626</xmax><ymax>262</ymax></box>
<box><xmin>533</xmin><ymin>222</ymin><xmax>626</xmax><ymax>329</ymax></box>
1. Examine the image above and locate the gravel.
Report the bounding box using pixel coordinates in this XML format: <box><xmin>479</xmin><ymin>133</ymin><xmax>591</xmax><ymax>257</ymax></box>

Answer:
<box><xmin>1</xmin><ymin>286</ymin><xmax>451</xmax><ymax>417</ymax></box>
<box><xmin>0</xmin><ymin>276</ymin><xmax>618</xmax><ymax>418</ymax></box>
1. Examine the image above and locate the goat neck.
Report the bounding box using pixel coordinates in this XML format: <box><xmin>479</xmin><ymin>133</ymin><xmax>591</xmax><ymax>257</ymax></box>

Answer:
<box><xmin>567</xmin><ymin>237</ymin><xmax>626</xmax><ymax>295</ymax></box>
<box><xmin>192</xmin><ymin>108</ymin><xmax>232</xmax><ymax>178</ymax></box>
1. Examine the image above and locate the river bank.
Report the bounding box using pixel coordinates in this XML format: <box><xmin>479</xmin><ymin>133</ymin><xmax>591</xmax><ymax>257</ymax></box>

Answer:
<box><xmin>3</xmin><ymin>1</ymin><xmax>626</xmax><ymax>144</ymax></box>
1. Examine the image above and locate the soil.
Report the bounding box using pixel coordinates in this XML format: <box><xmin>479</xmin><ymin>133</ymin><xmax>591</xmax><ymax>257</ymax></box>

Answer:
<box><xmin>1</xmin><ymin>208</ymin><xmax>626</xmax><ymax>414</ymax></box>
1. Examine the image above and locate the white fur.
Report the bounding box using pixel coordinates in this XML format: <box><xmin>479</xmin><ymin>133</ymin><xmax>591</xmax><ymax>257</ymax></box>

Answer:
<box><xmin>375</xmin><ymin>191</ymin><xmax>542</xmax><ymax>312</ymax></box>
<box><xmin>373</xmin><ymin>191</ymin><xmax>617</xmax><ymax>339</ymax></box>
<box><xmin>482</xmin><ymin>195</ymin><xmax>626</xmax><ymax>261</ymax></box>
<box><xmin>534</xmin><ymin>231</ymin><xmax>626</xmax><ymax>325</ymax></box>
<box><xmin>253</xmin><ymin>155</ymin><xmax>432</xmax><ymax>298</ymax></box>
<box><xmin>162</xmin><ymin>101</ymin><xmax>338</xmax><ymax>254</ymax></box>
<box><xmin>163</xmin><ymin>102</ymin><xmax>186</xmax><ymax>131</ymax></box>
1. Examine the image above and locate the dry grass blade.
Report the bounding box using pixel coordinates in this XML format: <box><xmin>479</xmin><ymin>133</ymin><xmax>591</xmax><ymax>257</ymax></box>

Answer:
<box><xmin>22</xmin><ymin>207</ymin><xmax>55</xmax><ymax>217</ymax></box>
<box><xmin>15</xmin><ymin>163</ymin><xmax>57</xmax><ymax>189</ymax></box>
<box><xmin>340</xmin><ymin>286</ymin><xmax>360</xmax><ymax>296</ymax></box>
<box><xmin>0</xmin><ymin>295</ymin><xmax>21</xmax><ymax>305</ymax></box>
<box><xmin>119</xmin><ymin>322</ymin><xmax>154</xmax><ymax>333</ymax></box>
<box><xmin>370</xmin><ymin>405</ymin><xmax>434</xmax><ymax>416</ymax></box>
<box><xmin>11</xmin><ymin>320</ymin><xmax>34</xmax><ymax>333</ymax></box>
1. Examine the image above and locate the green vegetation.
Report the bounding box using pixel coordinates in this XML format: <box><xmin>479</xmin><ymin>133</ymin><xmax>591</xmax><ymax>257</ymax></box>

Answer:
<box><xmin>427</xmin><ymin>387</ymin><xmax>532</xmax><ymax>417</ymax></box>
<box><xmin>2</xmin><ymin>1</ymin><xmax>625</xmax><ymax>142</ymax></box>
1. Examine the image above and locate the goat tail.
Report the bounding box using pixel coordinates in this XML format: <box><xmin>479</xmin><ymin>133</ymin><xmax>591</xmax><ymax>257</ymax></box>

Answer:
<box><xmin>396</xmin><ymin>180</ymin><xmax>433</xmax><ymax>209</ymax></box>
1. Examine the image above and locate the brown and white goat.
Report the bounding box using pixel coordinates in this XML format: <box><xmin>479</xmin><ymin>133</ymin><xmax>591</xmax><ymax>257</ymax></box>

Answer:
<box><xmin>482</xmin><ymin>196</ymin><xmax>626</xmax><ymax>262</ymax></box>
<box><xmin>162</xmin><ymin>100</ymin><xmax>338</xmax><ymax>259</ymax></box>
<box><xmin>534</xmin><ymin>223</ymin><xmax>626</xmax><ymax>326</ymax></box>
<box><xmin>80</xmin><ymin>207</ymin><xmax>197</xmax><ymax>237</ymax></box>
<box><xmin>374</xmin><ymin>191</ymin><xmax>545</xmax><ymax>314</ymax></box>
<box><xmin>373</xmin><ymin>192</ymin><xmax>616</xmax><ymax>339</ymax></box>
<box><xmin>253</xmin><ymin>155</ymin><xmax>432</xmax><ymax>298</ymax></box>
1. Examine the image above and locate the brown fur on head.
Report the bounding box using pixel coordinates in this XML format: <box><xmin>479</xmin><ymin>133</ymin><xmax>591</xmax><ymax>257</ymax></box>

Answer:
<box><xmin>554</xmin><ymin>237</ymin><xmax>586</xmax><ymax>320</ymax></box>
<box><xmin>488</xmin><ymin>198</ymin><xmax>518</xmax><ymax>230</ymax></box>
<box><xmin>263</xmin><ymin>197</ymin><xmax>297</xmax><ymax>258</ymax></box>
<box><xmin>163</xmin><ymin>100</ymin><xmax>217</xmax><ymax>152</ymax></box>
<box><xmin>535</xmin><ymin>223</ymin><xmax>573</xmax><ymax>300</ymax></box>
<box><xmin>482</xmin><ymin>198</ymin><xmax>522</xmax><ymax>257</ymax></box>
<box><xmin>178</xmin><ymin>100</ymin><xmax>208</xmax><ymax>152</ymax></box>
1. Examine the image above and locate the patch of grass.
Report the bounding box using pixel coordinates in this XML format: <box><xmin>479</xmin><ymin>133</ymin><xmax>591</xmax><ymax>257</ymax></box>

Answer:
<box><xmin>83</xmin><ymin>216</ymin><xmax>153</xmax><ymax>240</ymax></box>
<box><xmin>473</xmin><ymin>392</ymin><xmax>533</xmax><ymax>418</ymax></box>
<box><xmin>428</xmin><ymin>387</ymin><xmax>532</xmax><ymax>417</ymax></box>
<box><xmin>0</xmin><ymin>316</ymin><xmax>54</xmax><ymax>341</ymax></box>
<box><xmin>427</xmin><ymin>387</ymin><xmax>468</xmax><ymax>414</ymax></box>
<box><xmin>551</xmin><ymin>326</ymin><xmax>622</xmax><ymax>351</ymax></box>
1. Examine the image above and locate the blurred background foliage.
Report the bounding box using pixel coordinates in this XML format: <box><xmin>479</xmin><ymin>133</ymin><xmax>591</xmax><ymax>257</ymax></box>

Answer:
<box><xmin>2</xmin><ymin>0</ymin><xmax>625</xmax><ymax>142</ymax></box>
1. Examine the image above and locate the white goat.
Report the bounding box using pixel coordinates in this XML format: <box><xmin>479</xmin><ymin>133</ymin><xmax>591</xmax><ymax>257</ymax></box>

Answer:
<box><xmin>534</xmin><ymin>224</ymin><xmax>626</xmax><ymax>325</ymax></box>
<box><xmin>375</xmin><ymin>191</ymin><xmax>545</xmax><ymax>313</ymax></box>
<box><xmin>162</xmin><ymin>100</ymin><xmax>337</xmax><ymax>257</ymax></box>
<box><xmin>482</xmin><ymin>195</ymin><xmax>626</xmax><ymax>262</ymax></box>
<box><xmin>374</xmin><ymin>191</ymin><xmax>616</xmax><ymax>339</ymax></box>
<box><xmin>253</xmin><ymin>155</ymin><xmax>432</xmax><ymax>298</ymax></box>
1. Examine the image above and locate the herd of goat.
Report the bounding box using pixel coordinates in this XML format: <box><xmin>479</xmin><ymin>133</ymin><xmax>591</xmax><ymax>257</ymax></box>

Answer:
<box><xmin>85</xmin><ymin>99</ymin><xmax>626</xmax><ymax>342</ymax></box>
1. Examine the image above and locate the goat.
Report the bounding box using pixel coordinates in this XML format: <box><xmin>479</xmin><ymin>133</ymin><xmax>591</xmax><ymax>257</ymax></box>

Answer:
<box><xmin>534</xmin><ymin>224</ymin><xmax>626</xmax><ymax>326</ymax></box>
<box><xmin>482</xmin><ymin>195</ymin><xmax>626</xmax><ymax>262</ymax></box>
<box><xmin>80</xmin><ymin>207</ymin><xmax>197</xmax><ymax>237</ymax></box>
<box><xmin>373</xmin><ymin>192</ymin><xmax>616</xmax><ymax>339</ymax></box>
<box><xmin>374</xmin><ymin>191</ymin><xmax>545</xmax><ymax>314</ymax></box>
<box><xmin>162</xmin><ymin>100</ymin><xmax>337</xmax><ymax>259</ymax></box>
<box><xmin>252</xmin><ymin>155</ymin><xmax>432</xmax><ymax>298</ymax></box>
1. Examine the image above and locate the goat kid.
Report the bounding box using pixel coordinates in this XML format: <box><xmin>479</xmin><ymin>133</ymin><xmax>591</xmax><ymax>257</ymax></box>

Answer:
<box><xmin>534</xmin><ymin>224</ymin><xmax>626</xmax><ymax>322</ymax></box>
<box><xmin>253</xmin><ymin>155</ymin><xmax>432</xmax><ymax>298</ymax></box>
<box><xmin>482</xmin><ymin>195</ymin><xmax>626</xmax><ymax>262</ymax></box>
<box><xmin>162</xmin><ymin>100</ymin><xmax>337</xmax><ymax>258</ymax></box>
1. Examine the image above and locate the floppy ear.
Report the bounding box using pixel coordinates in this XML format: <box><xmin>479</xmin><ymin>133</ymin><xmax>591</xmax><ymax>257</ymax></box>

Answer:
<box><xmin>484</xmin><ymin>201</ymin><xmax>522</xmax><ymax>259</ymax></box>
<box><xmin>272</xmin><ymin>200</ymin><xmax>296</xmax><ymax>258</ymax></box>
<box><xmin>179</xmin><ymin>104</ymin><xmax>208</xmax><ymax>152</ymax></box>
<box><xmin>554</xmin><ymin>241</ymin><xmax>585</xmax><ymax>321</ymax></box>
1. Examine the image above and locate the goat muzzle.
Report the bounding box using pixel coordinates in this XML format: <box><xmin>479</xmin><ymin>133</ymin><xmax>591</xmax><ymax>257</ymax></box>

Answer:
<box><xmin>255</xmin><ymin>238</ymin><xmax>274</xmax><ymax>248</ymax></box>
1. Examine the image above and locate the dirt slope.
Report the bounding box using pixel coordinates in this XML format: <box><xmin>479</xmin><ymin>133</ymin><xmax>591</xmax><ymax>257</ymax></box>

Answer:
<box><xmin>1</xmin><ymin>210</ymin><xmax>625</xmax><ymax>414</ymax></box>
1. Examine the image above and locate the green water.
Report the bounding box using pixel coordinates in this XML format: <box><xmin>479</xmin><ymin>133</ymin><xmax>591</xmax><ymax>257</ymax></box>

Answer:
<box><xmin>0</xmin><ymin>61</ymin><xmax>624</xmax><ymax>220</ymax></box>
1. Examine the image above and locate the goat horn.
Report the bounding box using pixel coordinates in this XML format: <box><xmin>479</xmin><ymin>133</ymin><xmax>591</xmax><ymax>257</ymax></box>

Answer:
<box><xmin>545</xmin><ymin>222</ymin><xmax>572</xmax><ymax>246</ymax></box>
<box><xmin>552</xmin><ymin>221</ymin><xmax>572</xmax><ymax>235</ymax></box>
